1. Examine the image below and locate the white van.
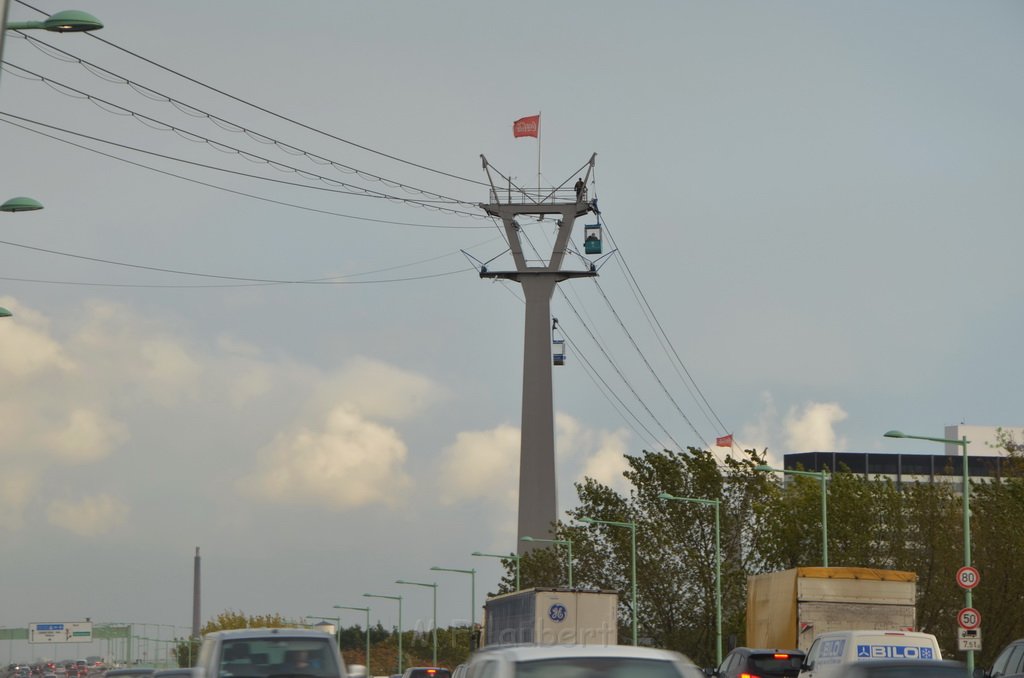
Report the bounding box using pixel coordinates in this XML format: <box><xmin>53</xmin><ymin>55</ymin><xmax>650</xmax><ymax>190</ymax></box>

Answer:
<box><xmin>798</xmin><ymin>630</ymin><xmax>943</xmax><ymax>678</ymax></box>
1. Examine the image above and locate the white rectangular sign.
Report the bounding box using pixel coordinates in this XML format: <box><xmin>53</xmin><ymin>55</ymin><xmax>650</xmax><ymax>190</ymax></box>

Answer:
<box><xmin>958</xmin><ymin>627</ymin><xmax>982</xmax><ymax>651</ymax></box>
<box><xmin>29</xmin><ymin>622</ymin><xmax>93</xmax><ymax>644</ymax></box>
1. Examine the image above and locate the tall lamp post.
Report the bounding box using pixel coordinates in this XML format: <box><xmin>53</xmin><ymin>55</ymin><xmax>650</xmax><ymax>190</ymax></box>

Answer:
<box><xmin>885</xmin><ymin>430</ymin><xmax>974</xmax><ymax>676</ymax></box>
<box><xmin>471</xmin><ymin>551</ymin><xmax>521</xmax><ymax>591</ymax></box>
<box><xmin>755</xmin><ymin>464</ymin><xmax>830</xmax><ymax>567</ymax></box>
<box><xmin>0</xmin><ymin>196</ymin><xmax>44</xmax><ymax>312</ymax></box>
<box><xmin>578</xmin><ymin>516</ymin><xmax>638</xmax><ymax>646</ymax></box>
<box><xmin>520</xmin><ymin>536</ymin><xmax>573</xmax><ymax>588</ymax></box>
<box><xmin>305</xmin><ymin>615</ymin><xmax>340</xmax><ymax>647</ymax></box>
<box><xmin>430</xmin><ymin>566</ymin><xmax>477</xmax><ymax>647</ymax></box>
<box><xmin>363</xmin><ymin>594</ymin><xmax>402</xmax><ymax>675</ymax></box>
<box><xmin>396</xmin><ymin>580</ymin><xmax>438</xmax><ymax>666</ymax></box>
<box><xmin>333</xmin><ymin>605</ymin><xmax>370</xmax><ymax>677</ymax></box>
<box><xmin>429</xmin><ymin>566</ymin><xmax>476</xmax><ymax>627</ymax></box>
<box><xmin>659</xmin><ymin>493</ymin><xmax>722</xmax><ymax>665</ymax></box>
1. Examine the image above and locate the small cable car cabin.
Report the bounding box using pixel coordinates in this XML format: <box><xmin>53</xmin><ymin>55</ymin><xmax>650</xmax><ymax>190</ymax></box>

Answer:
<box><xmin>552</xmin><ymin>338</ymin><xmax>566</xmax><ymax>366</ymax></box>
<box><xmin>584</xmin><ymin>222</ymin><xmax>602</xmax><ymax>255</ymax></box>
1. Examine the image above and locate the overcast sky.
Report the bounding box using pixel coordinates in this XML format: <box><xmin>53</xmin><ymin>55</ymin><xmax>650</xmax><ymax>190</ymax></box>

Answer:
<box><xmin>0</xmin><ymin>0</ymin><xmax>1021</xmax><ymax>653</ymax></box>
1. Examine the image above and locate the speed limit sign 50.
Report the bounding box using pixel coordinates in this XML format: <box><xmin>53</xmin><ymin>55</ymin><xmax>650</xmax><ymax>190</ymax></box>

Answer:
<box><xmin>957</xmin><ymin>566</ymin><xmax>980</xmax><ymax>590</ymax></box>
<box><xmin>958</xmin><ymin>607</ymin><xmax>981</xmax><ymax>630</ymax></box>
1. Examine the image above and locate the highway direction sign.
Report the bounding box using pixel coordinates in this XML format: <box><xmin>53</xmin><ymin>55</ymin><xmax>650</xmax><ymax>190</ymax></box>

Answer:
<box><xmin>956</xmin><ymin>566</ymin><xmax>980</xmax><ymax>590</ymax></box>
<box><xmin>29</xmin><ymin>622</ymin><xmax>93</xmax><ymax>643</ymax></box>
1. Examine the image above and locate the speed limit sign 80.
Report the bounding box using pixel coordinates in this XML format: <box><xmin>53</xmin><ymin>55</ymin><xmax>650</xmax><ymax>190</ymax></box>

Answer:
<box><xmin>957</xmin><ymin>566</ymin><xmax>980</xmax><ymax>590</ymax></box>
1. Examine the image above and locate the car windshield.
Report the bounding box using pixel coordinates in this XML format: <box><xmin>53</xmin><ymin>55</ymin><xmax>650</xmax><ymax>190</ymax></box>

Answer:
<box><xmin>749</xmin><ymin>656</ymin><xmax>804</xmax><ymax>676</ymax></box>
<box><xmin>219</xmin><ymin>637</ymin><xmax>338</xmax><ymax>678</ymax></box>
<box><xmin>516</xmin><ymin>657</ymin><xmax>685</xmax><ymax>678</ymax></box>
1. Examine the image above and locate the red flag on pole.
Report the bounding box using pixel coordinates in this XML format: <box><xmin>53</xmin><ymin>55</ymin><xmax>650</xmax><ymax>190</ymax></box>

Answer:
<box><xmin>513</xmin><ymin>114</ymin><xmax>540</xmax><ymax>138</ymax></box>
<box><xmin>715</xmin><ymin>434</ymin><xmax>734</xmax><ymax>448</ymax></box>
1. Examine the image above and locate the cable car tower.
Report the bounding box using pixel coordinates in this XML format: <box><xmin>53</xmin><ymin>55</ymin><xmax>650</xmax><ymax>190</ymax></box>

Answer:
<box><xmin>478</xmin><ymin>153</ymin><xmax>598</xmax><ymax>553</ymax></box>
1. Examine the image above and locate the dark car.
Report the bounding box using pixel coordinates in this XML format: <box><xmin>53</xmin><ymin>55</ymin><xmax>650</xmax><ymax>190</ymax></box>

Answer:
<box><xmin>103</xmin><ymin>670</ymin><xmax>156</xmax><ymax>678</ymax></box>
<box><xmin>401</xmin><ymin>669</ymin><xmax>451</xmax><ymax>678</ymax></box>
<box><xmin>715</xmin><ymin>648</ymin><xmax>805</xmax><ymax>678</ymax></box>
<box><xmin>832</xmin><ymin>660</ymin><xmax>965</xmax><ymax>678</ymax></box>
<box><xmin>977</xmin><ymin>639</ymin><xmax>1024</xmax><ymax>678</ymax></box>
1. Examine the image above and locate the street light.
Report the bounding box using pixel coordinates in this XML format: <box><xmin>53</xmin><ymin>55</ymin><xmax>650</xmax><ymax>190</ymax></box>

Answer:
<box><xmin>659</xmin><ymin>492</ymin><xmax>722</xmax><ymax>665</ymax></box>
<box><xmin>395</xmin><ymin>580</ymin><xmax>437</xmax><ymax>665</ymax></box>
<box><xmin>6</xmin><ymin>10</ymin><xmax>104</xmax><ymax>32</ymax></box>
<box><xmin>430</xmin><ymin>566</ymin><xmax>476</xmax><ymax>642</ymax></box>
<box><xmin>520</xmin><ymin>535</ymin><xmax>574</xmax><ymax>588</ymax></box>
<box><xmin>363</xmin><ymin>594</ymin><xmax>402</xmax><ymax>675</ymax></box>
<box><xmin>755</xmin><ymin>464</ymin><xmax>830</xmax><ymax>567</ymax></box>
<box><xmin>578</xmin><ymin>516</ymin><xmax>638</xmax><ymax>646</ymax></box>
<box><xmin>471</xmin><ymin>551</ymin><xmax>521</xmax><ymax>591</ymax></box>
<box><xmin>305</xmin><ymin>616</ymin><xmax>340</xmax><ymax>646</ymax></box>
<box><xmin>885</xmin><ymin>429</ymin><xmax>974</xmax><ymax>676</ymax></box>
<box><xmin>333</xmin><ymin>605</ymin><xmax>370</xmax><ymax>677</ymax></box>
<box><xmin>1</xmin><ymin>197</ymin><xmax>43</xmax><ymax>212</ymax></box>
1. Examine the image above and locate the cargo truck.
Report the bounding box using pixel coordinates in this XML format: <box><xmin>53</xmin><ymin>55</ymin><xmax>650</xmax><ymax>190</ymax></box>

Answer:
<box><xmin>482</xmin><ymin>588</ymin><xmax>619</xmax><ymax>646</ymax></box>
<box><xmin>746</xmin><ymin>567</ymin><xmax>917</xmax><ymax>652</ymax></box>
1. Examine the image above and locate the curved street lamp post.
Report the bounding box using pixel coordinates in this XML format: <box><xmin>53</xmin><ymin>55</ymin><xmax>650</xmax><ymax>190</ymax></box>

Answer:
<box><xmin>362</xmin><ymin>594</ymin><xmax>402</xmax><ymax>675</ymax></box>
<box><xmin>755</xmin><ymin>464</ymin><xmax>830</xmax><ymax>567</ymax></box>
<box><xmin>471</xmin><ymin>551</ymin><xmax>521</xmax><ymax>591</ymax></box>
<box><xmin>333</xmin><ymin>605</ymin><xmax>371</xmax><ymax>677</ymax></box>
<box><xmin>395</xmin><ymin>580</ymin><xmax>438</xmax><ymax>665</ymax></box>
<box><xmin>578</xmin><ymin>516</ymin><xmax>638</xmax><ymax>646</ymax></box>
<box><xmin>430</xmin><ymin>566</ymin><xmax>477</xmax><ymax>649</ymax></box>
<box><xmin>659</xmin><ymin>492</ymin><xmax>722</xmax><ymax>665</ymax></box>
<box><xmin>520</xmin><ymin>536</ymin><xmax>573</xmax><ymax>588</ymax></box>
<box><xmin>885</xmin><ymin>430</ymin><xmax>974</xmax><ymax>677</ymax></box>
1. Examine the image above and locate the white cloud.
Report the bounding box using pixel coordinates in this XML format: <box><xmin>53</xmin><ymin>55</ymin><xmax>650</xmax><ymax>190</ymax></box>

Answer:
<box><xmin>68</xmin><ymin>300</ymin><xmax>203</xmax><ymax>405</ymax></box>
<box><xmin>784</xmin><ymin>402</ymin><xmax>848</xmax><ymax>452</ymax></box>
<box><xmin>307</xmin><ymin>356</ymin><xmax>444</xmax><ymax>422</ymax></box>
<box><xmin>738</xmin><ymin>391</ymin><xmax>778</xmax><ymax>456</ymax></box>
<box><xmin>0</xmin><ymin>297</ymin><xmax>74</xmax><ymax>377</ymax></box>
<box><xmin>435</xmin><ymin>414</ymin><xmax>633</xmax><ymax>517</ymax></box>
<box><xmin>436</xmin><ymin>424</ymin><xmax>520</xmax><ymax>507</ymax></box>
<box><xmin>0</xmin><ymin>469</ymin><xmax>37</xmax><ymax>530</ymax></box>
<box><xmin>138</xmin><ymin>338</ymin><xmax>203</xmax><ymax>399</ymax></box>
<box><xmin>43</xmin><ymin>408</ymin><xmax>128</xmax><ymax>463</ymax></box>
<box><xmin>46</xmin><ymin>494</ymin><xmax>129</xmax><ymax>536</ymax></box>
<box><xmin>738</xmin><ymin>394</ymin><xmax>849</xmax><ymax>465</ymax></box>
<box><xmin>241</xmin><ymin>405</ymin><xmax>414</xmax><ymax>509</ymax></box>
<box><xmin>556</xmin><ymin>413</ymin><xmax>631</xmax><ymax>492</ymax></box>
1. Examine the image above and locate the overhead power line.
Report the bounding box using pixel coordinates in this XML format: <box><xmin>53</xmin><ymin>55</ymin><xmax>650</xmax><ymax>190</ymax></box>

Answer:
<box><xmin>12</xmin><ymin>0</ymin><xmax>485</xmax><ymax>187</ymax></box>
<box><xmin>0</xmin><ymin>113</ymin><xmax>488</xmax><ymax>230</ymax></box>
<box><xmin>0</xmin><ymin>235</ymin><xmax>489</xmax><ymax>287</ymax></box>
<box><xmin>601</xmin><ymin>213</ymin><xmax>733</xmax><ymax>439</ymax></box>
<box><xmin>11</xmin><ymin>32</ymin><xmax>481</xmax><ymax>208</ymax></box>
<box><xmin>1</xmin><ymin>62</ymin><xmax>484</xmax><ymax>216</ymax></box>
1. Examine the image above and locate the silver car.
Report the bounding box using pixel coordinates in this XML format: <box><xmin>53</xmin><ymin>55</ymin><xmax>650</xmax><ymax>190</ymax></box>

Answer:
<box><xmin>465</xmin><ymin>644</ymin><xmax>704</xmax><ymax>678</ymax></box>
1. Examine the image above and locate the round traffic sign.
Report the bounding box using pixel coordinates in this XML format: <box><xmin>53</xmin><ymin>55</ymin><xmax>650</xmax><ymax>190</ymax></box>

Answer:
<box><xmin>957</xmin><ymin>566</ymin><xmax>980</xmax><ymax>590</ymax></box>
<box><xmin>958</xmin><ymin>607</ymin><xmax>981</xmax><ymax>630</ymax></box>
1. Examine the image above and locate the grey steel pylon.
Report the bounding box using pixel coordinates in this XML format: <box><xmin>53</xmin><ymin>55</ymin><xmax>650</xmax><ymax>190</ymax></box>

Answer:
<box><xmin>478</xmin><ymin>154</ymin><xmax>598</xmax><ymax>554</ymax></box>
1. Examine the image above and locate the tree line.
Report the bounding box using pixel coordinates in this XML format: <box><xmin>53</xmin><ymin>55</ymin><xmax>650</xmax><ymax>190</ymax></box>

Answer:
<box><xmin>491</xmin><ymin>438</ymin><xmax>1024</xmax><ymax>668</ymax></box>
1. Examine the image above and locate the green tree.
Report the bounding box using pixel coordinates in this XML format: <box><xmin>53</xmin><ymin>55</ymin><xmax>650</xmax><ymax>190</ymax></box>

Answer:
<box><xmin>171</xmin><ymin>611</ymin><xmax>294</xmax><ymax>667</ymax></box>
<box><xmin>486</xmin><ymin>443</ymin><xmax>1024</xmax><ymax>667</ymax></box>
<box><xmin>497</xmin><ymin>447</ymin><xmax>774</xmax><ymax>665</ymax></box>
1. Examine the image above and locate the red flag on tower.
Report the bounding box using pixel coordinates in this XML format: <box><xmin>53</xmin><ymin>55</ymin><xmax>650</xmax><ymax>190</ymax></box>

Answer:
<box><xmin>715</xmin><ymin>434</ymin><xmax>734</xmax><ymax>448</ymax></box>
<box><xmin>513</xmin><ymin>114</ymin><xmax>540</xmax><ymax>138</ymax></box>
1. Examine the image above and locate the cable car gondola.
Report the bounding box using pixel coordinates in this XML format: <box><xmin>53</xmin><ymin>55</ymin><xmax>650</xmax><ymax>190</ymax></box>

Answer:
<box><xmin>584</xmin><ymin>221</ymin><xmax>602</xmax><ymax>255</ymax></box>
<box><xmin>552</xmin><ymin>318</ymin><xmax>566</xmax><ymax>366</ymax></box>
